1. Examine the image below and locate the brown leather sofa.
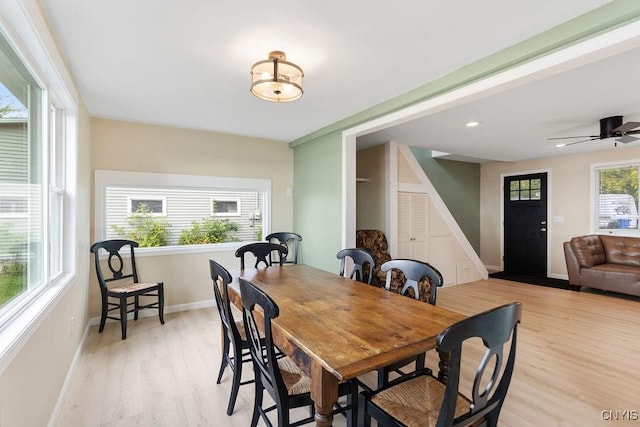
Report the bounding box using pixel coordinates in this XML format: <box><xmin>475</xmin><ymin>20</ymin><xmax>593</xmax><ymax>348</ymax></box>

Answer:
<box><xmin>563</xmin><ymin>234</ymin><xmax>640</xmax><ymax>297</ymax></box>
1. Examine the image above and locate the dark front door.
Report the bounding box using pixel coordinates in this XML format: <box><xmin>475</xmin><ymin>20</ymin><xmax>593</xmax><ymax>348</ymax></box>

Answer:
<box><xmin>503</xmin><ymin>173</ymin><xmax>547</xmax><ymax>276</ymax></box>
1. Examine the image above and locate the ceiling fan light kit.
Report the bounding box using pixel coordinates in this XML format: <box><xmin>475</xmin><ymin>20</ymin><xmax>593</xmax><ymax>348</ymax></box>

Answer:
<box><xmin>550</xmin><ymin>115</ymin><xmax>640</xmax><ymax>148</ymax></box>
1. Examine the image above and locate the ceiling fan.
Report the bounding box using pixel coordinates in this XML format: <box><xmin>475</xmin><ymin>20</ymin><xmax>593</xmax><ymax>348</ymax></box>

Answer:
<box><xmin>548</xmin><ymin>116</ymin><xmax>640</xmax><ymax>147</ymax></box>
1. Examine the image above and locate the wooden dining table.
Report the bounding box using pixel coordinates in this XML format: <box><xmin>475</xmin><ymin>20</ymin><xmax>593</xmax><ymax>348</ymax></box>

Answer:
<box><xmin>227</xmin><ymin>264</ymin><xmax>465</xmax><ymax>427</ymax></box>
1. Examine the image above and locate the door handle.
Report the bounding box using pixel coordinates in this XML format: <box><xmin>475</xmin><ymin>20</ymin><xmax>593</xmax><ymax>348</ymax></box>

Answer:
<box><xmin>540</xmin><ymin>228</ymin><xmax>547</xmax><ymax>232</ymax></box>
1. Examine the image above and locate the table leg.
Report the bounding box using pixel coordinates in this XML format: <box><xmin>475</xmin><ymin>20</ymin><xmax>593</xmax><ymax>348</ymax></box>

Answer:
<box><xmin>310</xmin><ymin>361</ymin><xmax>339</xmax><ymax>427</ymax></box>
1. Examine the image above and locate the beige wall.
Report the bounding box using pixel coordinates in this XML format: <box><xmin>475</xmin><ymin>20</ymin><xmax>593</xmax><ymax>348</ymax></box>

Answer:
<box><xmin>480</xmin><ymin>145</ymin><xmax>640</xmax><ymax>278</ymax></box>
<box><xmin>0</xmin><ymin>105</ymin><xmax>92</xmax><ymax>426</ymax></box>
<box><xmin>89</xmin><ymin>118</ymin><xmax>294</xmax><ymax>318</ymax></box>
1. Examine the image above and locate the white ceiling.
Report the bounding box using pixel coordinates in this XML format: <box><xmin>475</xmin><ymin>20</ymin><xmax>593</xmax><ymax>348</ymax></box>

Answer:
<box><xmin>358</xmin><ymin>40</ymin><xmax>640</xmax><ymax>162</ymax></box>
<box><xmin>40</xmin><ymin>0</ymin><xmax>618</xmax><ymax>161</ymax></box>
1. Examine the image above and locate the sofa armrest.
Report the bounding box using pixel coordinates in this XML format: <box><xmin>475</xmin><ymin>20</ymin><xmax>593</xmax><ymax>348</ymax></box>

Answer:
<box><xmin>564</xmin><ymin>241</ymin><xmax>581</xmax><ymax>286</ymax></box>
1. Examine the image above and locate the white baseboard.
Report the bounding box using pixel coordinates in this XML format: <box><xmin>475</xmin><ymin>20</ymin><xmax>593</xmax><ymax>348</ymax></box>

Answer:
<box><xmin>87</xmin><ymin>299</ymin><xmax>216</xmax><ymax>326</ymax></box>
<box><xmin>484</xmin><ymin>265</ymin><xmax>502</xmax><ymax>273</ymax></box>
<box><xmin>48</xmin><ymin>323</ymin><xmax>90</xmax><ymax>427</ymax></box>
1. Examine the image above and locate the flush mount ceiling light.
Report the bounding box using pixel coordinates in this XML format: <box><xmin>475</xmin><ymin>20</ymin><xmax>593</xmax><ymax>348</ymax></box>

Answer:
<box><xmin>465</xmin><ymin>121</ymin><xmax>480</xmax><ymax>127</ymax></box>
<box><xmin>250</xmin><ymin>51</ymin><xmax>304</xmax><ymax>103</ymax></box>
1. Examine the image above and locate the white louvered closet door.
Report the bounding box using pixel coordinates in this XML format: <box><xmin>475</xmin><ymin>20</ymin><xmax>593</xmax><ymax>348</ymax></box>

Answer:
<box><xmin>397</xmin><ymin>192</ymin><xmax>429</xmax><ymax>261</ymax></box>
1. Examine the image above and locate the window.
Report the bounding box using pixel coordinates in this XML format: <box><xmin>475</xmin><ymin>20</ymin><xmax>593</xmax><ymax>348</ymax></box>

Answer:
<box><xmin>212</xmin><ymin>198</ymin><xmax>241</xmax><ymax>217</ymax></box>
<box><xmin>128</xmin><ymin>197</ymin><xmax>166</xmax><ymax>216</ymax></box>
<box><xmin>509</xmin><ymin>178</ymin><xmax>541</xmax><ymax>201</ymax></box>
<box><xmin>0</xmin><ymin>31</ymin><xmax>70</xmax><ymax>319</ymax></box>
<box><xmin>96</xmin><ymin>171</ymin><xmax>270</xmax><ymax>250</ymax></box>
<box><xmin>593</xmin><ymin>162</ymin><xmax>640</xmax><ymax>233</ymax></box>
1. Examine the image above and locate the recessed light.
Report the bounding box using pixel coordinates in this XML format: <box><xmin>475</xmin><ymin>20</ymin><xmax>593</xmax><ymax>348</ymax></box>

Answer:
<box><xmin>465</xmin><ymin>121</ymin><xmax>479</xmax><ymax>127</ymax></box>
<box><xmin>554</xmin><ymin>143</ymin><xmax>566</xmax><ymax>148</ymax></box>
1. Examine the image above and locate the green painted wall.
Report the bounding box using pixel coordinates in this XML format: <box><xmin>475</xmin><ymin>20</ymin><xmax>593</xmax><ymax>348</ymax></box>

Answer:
<box><xmin>293</xmin><ymin>131</ymin><xmax>343</xmax><ymax>272</ymax></box>
<box><xmin>292</xmin><ymin>2</ymin><xmax>640</xmax><ymax>271</ymax></box>
<box><xmin>410</xmin><ymin>148</ymin><xmax>481</xmax><ymax>253</ymax></box>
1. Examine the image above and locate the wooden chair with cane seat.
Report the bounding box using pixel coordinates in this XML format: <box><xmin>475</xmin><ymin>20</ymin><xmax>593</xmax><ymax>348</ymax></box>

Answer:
<box><xmin>209</xmin><ymin>259</ymin><xmax>254</xmax><ymax>416</ymax></box>
<box><xmin>90</xmin><ymin>239</ymin><xmax>164</xmax><ymax>340</ymax></box>
<box><xmin>377</xmin><ymin>258</ymin><xmax>444</xmax><ymax>387</ymax></box>
<box><xmin>265</xmin><ymin>232</ymin><xmax>302</xmax><ymax>265</ymax></box>
<box><xmin>235</xmin><ymin>242</ymin><xmax>288</xmax><ymax>269</ymax></box>
<box><xmin>336</xmin><ymin>248</ymin><xmax>375</xmax><ymax>284</ymax></box>
<box><xmin>358</xmin><ymin>302</ymin><xmax>522</xmax><ymax>427</ymax></box>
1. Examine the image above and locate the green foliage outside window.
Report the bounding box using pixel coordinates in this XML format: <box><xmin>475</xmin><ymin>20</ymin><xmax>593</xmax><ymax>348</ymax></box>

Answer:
<box><xmin>0</xmin><ymin>224</ymin><xmax>26</xmax><ymax>306</ymax></box>
<box><xmin>599</xmin><ymin>166</ymin><xmax>639</xmax><ymax>204</ymax></box>
<box><xmin>179</xmin><ymin>218</ymin><xmax>240</xmax><ymax>245</ymax></box>
<box><xmin>111</xmin><ymin>203</ymin><xmax>171</xmax><ymax>247</ymax></box>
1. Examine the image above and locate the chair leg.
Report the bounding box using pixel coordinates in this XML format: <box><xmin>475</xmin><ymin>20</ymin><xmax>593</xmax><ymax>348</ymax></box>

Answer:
<box><xmin>158</xmin><ymin>283</ymin><xmax>165</xmax><ymax>325</ymax></box>
<box><xmin>377</xmin><ymin>367</ymin><xmax>387</xmax><ymax>388</ymax></box>
<box><xmin>120</xmin><ymin>296</ymin><xmax>128</xmax><ymax>340</ymax></box>
<box><xmin>250</xmin><ymin>374</ymin><xmax>263</xmax><ymax>427</ymax></box>
<box><xmin>216</xmin><ymin>334</ymin><xmax>230</xmax><ymax>384</ymax></box>
<box><xmin>357</xmin><ymin>393</ymin><xmax>370</xmax><ymax>427</ymax></box>
<box><xmin>277</xmin><ymin>400</ymin><xmax>290</xmax><ymax>427</ymax></box>
<box><xmin>416</xmin><ymin>353</ymin><xmax>425</xmax><ymax>371</ymax></box>
<box><xmin>226</xmin><ymin>349</ymin><xmax>243</xmax><ymax>415</ymax></box>
<box><xmin>347</xmin><ymin>381</ymin><xmax>358</xmax><ymax>427</ymax></box>
<box><xmin>99</xmin><ymin>297</ymin><xmax>108</xmax><ymax>333</ymax></box>
<box><xmin>134</xmin><ymin>295</ymin><xmax>139</xmax><ymax>320</ymax></box>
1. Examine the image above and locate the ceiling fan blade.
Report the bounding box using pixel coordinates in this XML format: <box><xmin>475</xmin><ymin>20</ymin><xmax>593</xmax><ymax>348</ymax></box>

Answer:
<box><xmin>611</xmin><ymin>121</ymin><xmax>640</xmax><ymax>134</ymax></box>
<box><xmin>616</xmin><ymin>134</ymin><xmax>639</xmax><ymax>144</ymax></box>
<box><xmin>554</xmin><ymin>137</ymin><xmax>600</xmax><ymax>147</ymax></box>
<box><xmin>547</xmin><ymin>135</ymin><xmax>599</xmax><ymax>140</ymax></box>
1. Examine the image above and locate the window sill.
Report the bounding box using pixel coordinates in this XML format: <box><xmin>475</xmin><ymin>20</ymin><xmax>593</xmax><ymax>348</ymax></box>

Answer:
<box><xmin>128</xmin><ymin>241</ymin><xmax>255</xmax><ymax>258</ymax></box>
<box><xmin>0</xmin><ymin>273</ymin><xmax>74</xmax><ymax>375</ymax></box>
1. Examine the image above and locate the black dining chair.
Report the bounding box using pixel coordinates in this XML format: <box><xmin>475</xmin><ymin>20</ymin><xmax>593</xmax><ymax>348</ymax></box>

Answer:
<box><xmin>336</xmin><ymin>248</ymin><xmax>375</xmax><ymax>284</ymax></box>
<box><xmin>377</xmin><ymin>259</ymin><xmax>444</xmax><ymax>387</ymax></box>
<box><xmin>239</xmin><ymin>277</ymin><xmax>358</xmax><ymax>427</ymax></box>
<box><xmin>358</xmin><ymin>302</ymin><xmax>522</xmax><ymax>427</ymax></box>
<box><xmin>209</xmin><ymin>259</ymin><xmax>254</xmax><ymax>416</ymax></box>
<box><xmin>90</xmin><ymin>239</ymin><xmax>165</xmax><ymax>340</ymax></box>
<box><xmin>381</xmin><ymin>258</ymin><xmax>444</xmax><ymax>304</ymax></box>
<box><xmin>235</xmin><ymin>242</ymin><xmax>288</xmax><ymax>269</ymax></box>
<box><xmin>265</xmin><ymin>232</ymin><xmax>302</xmax><ymax>265</ymax></box>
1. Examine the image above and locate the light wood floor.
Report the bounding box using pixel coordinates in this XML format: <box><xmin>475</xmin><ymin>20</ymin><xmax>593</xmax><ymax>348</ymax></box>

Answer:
<box><xmin>56</xmin><ymin>279</ymin><xmax>640</xmax><ymax>426</ymax></box>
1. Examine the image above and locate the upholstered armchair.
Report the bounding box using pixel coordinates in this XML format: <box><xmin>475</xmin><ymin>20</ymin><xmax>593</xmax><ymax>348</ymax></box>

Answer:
<box><xmin>355</xmin><ymin>229</ymin><xmax>434</xmax><ymax>302</ymax></box>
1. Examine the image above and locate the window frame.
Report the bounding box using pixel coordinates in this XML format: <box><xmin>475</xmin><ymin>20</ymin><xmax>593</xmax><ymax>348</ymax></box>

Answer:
<box><xmin>591</xmin><ymin>159</ymin><xmax>640</xmax><ymax>236</ymax></box>
<box><xmin>95</xmin><ymin>170</ymin><xmax>271</xmax><ymax>256</ymax></box>
<box><xmin>211</xmin><ymin>197</ymin><xmax>242</xmax><ymax>217</ymax></box>
<box><xmin>127</xmin><ymin>196</ymin><xmax>167</xmax><ymax>217</ymax></box>
<box><xmin>0</xmin><ymin>0</ymin><xmax>78</xmax><ymax>369</ymax></box>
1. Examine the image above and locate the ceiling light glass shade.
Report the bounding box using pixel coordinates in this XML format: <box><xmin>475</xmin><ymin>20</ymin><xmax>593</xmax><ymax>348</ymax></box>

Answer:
<box><xmin>250</xmin><ymin>51</ymin><xmax>303</xmax><ymax>103</ymax></box>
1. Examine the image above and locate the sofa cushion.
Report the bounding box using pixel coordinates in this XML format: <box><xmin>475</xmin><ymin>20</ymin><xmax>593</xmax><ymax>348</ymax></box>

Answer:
<box><xmin>599</xmin><ymin>235</ymin><xmax>640</xmax><ymax>267</ymax></box>
<box><xmin>570</xmin><ymin>235</ymin><xmax>605</xmax><ymax>268</ymax></box>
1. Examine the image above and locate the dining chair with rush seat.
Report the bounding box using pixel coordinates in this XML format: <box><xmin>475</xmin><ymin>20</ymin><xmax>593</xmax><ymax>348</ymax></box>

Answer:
<box><xmin>377</xmin><ymin>258</ymin><xmax>445</xmax><ymax>387</ymax></box>
<box><xmin>209</xmin><ymin>259</ymin><xmax>254</xmax><ymax>416</ymax></box>
<box><xmin>266</xmin><ymin>232</ymin><xmax>302</xmax><ymax>265</ymax></box>
<box><xmin>358</xmin><ymin>302</ymin><xmax>523</xmax><ymax>427</ymax></box>
<box><xmin>337</xmin><ymin>248</ymin><xmax>375</xmax><ymax>285</ymax></box>
<box><xmin>239</xmin><ymin>277</ymin><xmax>358</xmax><ymax>427</ymax></box>
<box><xmin>235</xmin><ymin>242</ymin><xmax>288</xmax><ymax>269</ymax></box>
<box><xmin>381</xmin><ymin>258</ymin><xmax>444</xmax><ymax>304</ymax></box>
<box><xmin>90</xmin><ymin>239</ymin><xmax>165</xmax><ymax>340</ymax></box>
